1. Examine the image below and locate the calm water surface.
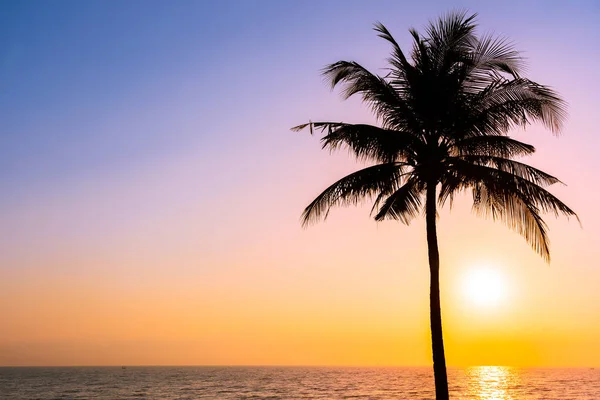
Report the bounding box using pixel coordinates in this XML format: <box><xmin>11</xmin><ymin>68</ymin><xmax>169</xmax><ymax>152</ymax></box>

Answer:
<box><xmin>1</xmin><ymin>366</ymin><xmax>599</xmax><ymax>399</ymax></box>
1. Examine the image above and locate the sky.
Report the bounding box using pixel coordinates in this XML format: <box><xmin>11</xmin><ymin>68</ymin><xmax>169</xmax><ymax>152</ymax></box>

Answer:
<box><xmin>1</xmin><ymin>0</ymin><xmax>599</xmax><ymax>367</ymax></box>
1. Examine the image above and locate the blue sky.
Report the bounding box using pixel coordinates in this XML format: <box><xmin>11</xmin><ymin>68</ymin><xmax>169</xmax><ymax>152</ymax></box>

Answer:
<box><xmin>1</xmin><ymin>0</ymin><xmax>598</xmax><ymax>198</ymax></box>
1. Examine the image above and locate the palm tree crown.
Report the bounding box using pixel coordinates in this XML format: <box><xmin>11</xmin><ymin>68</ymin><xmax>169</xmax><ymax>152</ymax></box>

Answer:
<box><xmin>293</xmin><ymin>12</ymin><xmax>576</xmax><ymax>261</ymax></box>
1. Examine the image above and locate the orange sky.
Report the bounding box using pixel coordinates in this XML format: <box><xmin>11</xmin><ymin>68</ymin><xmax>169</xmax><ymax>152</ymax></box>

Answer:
<box><xmin>1</xmin><ymin>2</ymin><xmax>599</xmax><ymax>367</ymax></box>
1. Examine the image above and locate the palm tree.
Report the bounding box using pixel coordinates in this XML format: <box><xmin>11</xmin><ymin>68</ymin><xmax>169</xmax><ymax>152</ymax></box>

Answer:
<box><xmin>293</xmin><ymin>12</ymin><xmax>576</xmax><ymax>400</ymax></box>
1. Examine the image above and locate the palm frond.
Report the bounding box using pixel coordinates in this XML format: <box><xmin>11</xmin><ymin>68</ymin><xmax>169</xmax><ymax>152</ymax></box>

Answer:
<box><xmin>290</xmin><ymin>121</ymin><xmax>314</xmax><ymax>133</ymax></box>
<box><xmin>426</xmin><ymin>10</ymin><xmax>477</xmax><ymax>49</ymax></box>
<box><xmin>291</xmin><ymin>121</ymin><xmax>424</xmax><ymax>162</ymax></box>
<box><xmin>321</xmin><ymin>122</ymin><xmax>423</xmax><ymax>162</ymax></box>
<box><xmin>462</xmin><ymin>33</ymin><xmax>524</xmax><ymax>91</ymax></box>
<box><xmin>453</xmin><ymin>135</ymin><xmax>535</xmax><ymax>158</ymax></box>
<box><xmin>453</xmin><ymin>159</ymin><xmax>575</xmax><ymax>216</ymax></box>
<box><xmin>373</xmin><ymin>22</ymin><xmax>417</xmax><ymax>96</ymax></box>
<box><xmin>444</xmin><ymin>159</ymin><xmax>577</xmax><ymax>258</ymax></box>
<box><xmin>301</xmin><ymin>162</ymin><xmax>406</xmax><ymax>226</ymax></box>
<box><xmin>322</xmin><ymin>61</ymin><xmax>419</xmax><ymax>131</ymax></box>
<box><xmin>373</xmin><ymin>178</ymin><xmax>423</xmax><ymax>224</ymax></box>
<box><xmin>473</xmin><ymin>78</ymin><xmax>567</xmax><ymax>135</ymax></box>
<box><xmin>455</xmin><ymin>155</ymin><xmax>561</xmax><ymax>186</ymax></box>
<box><xmin>425</xmin><ymin>10</ymin><xmax>478</xmax><ymax>72</ymax></box>
<box><xmin>471</xmin><ymin>180</ymin><xmax>552</xmax><ymax>260</ymax></box>
<box><xmin>440</xmin><ymin>160</ymin><xmax>576</xmax><ymax>260</ymax></box>
<box><xmin>409</xmin><ymin>28</ymin><xmax>432</xmax><ymax>72</ymax></box>
<box><xmin>374</xmin><ymin>22</ymin><xmax>411</xmax><ymax>71</ymax></box>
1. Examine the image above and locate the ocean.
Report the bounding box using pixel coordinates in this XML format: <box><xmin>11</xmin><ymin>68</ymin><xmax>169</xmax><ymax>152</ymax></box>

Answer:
<box><xmin>1</xmin><ymin>366</ymin><xmax>598</xmax><ymax>399</ymax></box>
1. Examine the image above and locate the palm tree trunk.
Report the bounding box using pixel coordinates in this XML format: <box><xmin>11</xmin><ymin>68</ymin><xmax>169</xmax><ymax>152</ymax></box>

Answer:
<box><xmin>426</xmin><ymin>182</ymin><xmax>449</xmax><ymax>400</ymax></box>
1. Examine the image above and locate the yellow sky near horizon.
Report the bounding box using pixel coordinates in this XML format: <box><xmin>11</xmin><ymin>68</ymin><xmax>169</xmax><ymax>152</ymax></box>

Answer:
<box><xmin>2</xmin><ymin>193</ymin><xmax>598</xmax><ymax>367</ymax></box>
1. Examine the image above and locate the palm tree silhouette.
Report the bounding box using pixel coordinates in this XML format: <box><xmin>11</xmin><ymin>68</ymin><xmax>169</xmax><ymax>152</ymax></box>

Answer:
<box><xmin>293</xmin><ymin>12</ymin><xmax>577</xmax><ymax>400</ymax></box>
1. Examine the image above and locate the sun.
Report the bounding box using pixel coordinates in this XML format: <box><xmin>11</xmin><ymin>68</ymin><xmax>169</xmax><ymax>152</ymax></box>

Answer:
<box><xmin>462</xmin><ymin>267</ymin><xmax>507</xmax><ymax>307</ymax></box>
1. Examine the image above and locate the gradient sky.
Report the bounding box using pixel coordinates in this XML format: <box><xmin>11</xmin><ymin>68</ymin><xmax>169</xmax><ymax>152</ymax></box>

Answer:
<box><xmin>1</xmin><ymin>0</ymin><xmax>599</xmax><ymax>367</ymax></box>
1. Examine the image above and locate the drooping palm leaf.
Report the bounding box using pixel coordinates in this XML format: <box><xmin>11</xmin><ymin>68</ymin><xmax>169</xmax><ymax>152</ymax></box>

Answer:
<box><xmin>301</xmin><ymin>162</ymin><xmax>406</xmax><ymax>227</ymax></box>
<box><xmin>453</xmin><ymin>135</ymin><xmax>535</xmax><ymax>158</ymax></box>
<box><xmin>373</xmin><ymin>178</ymin><xmax>424</xmax><ymax>224</ymax></box>
<box><xmin>473</xmin><ymin>78</ymin><xmax>567</xmax><ymax>134</ymax></box>
<box><xmin>454</xmin><ymin>155</ymin><xmax>561</xmax><ymax>186</ymax></box>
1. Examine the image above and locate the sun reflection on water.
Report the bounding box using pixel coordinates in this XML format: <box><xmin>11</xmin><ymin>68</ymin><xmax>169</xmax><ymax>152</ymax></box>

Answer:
<box><xmin>465</xmin><ymin>366</ymin><xmax>520</xmax><ymax>399</ymax></box>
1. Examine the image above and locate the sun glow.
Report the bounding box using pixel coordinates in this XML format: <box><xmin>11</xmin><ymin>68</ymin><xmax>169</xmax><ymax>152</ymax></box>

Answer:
<box><xmin>463</xmin><ymin>267</ymin><xmax>507</xmax><ymax>308</ymax></box>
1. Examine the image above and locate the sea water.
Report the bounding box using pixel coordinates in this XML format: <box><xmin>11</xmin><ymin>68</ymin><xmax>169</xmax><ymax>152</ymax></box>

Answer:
<box><xmin>1</xmin><ymin>366</ymin><xmax>599</xmax><ymax>399</ymax></box>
